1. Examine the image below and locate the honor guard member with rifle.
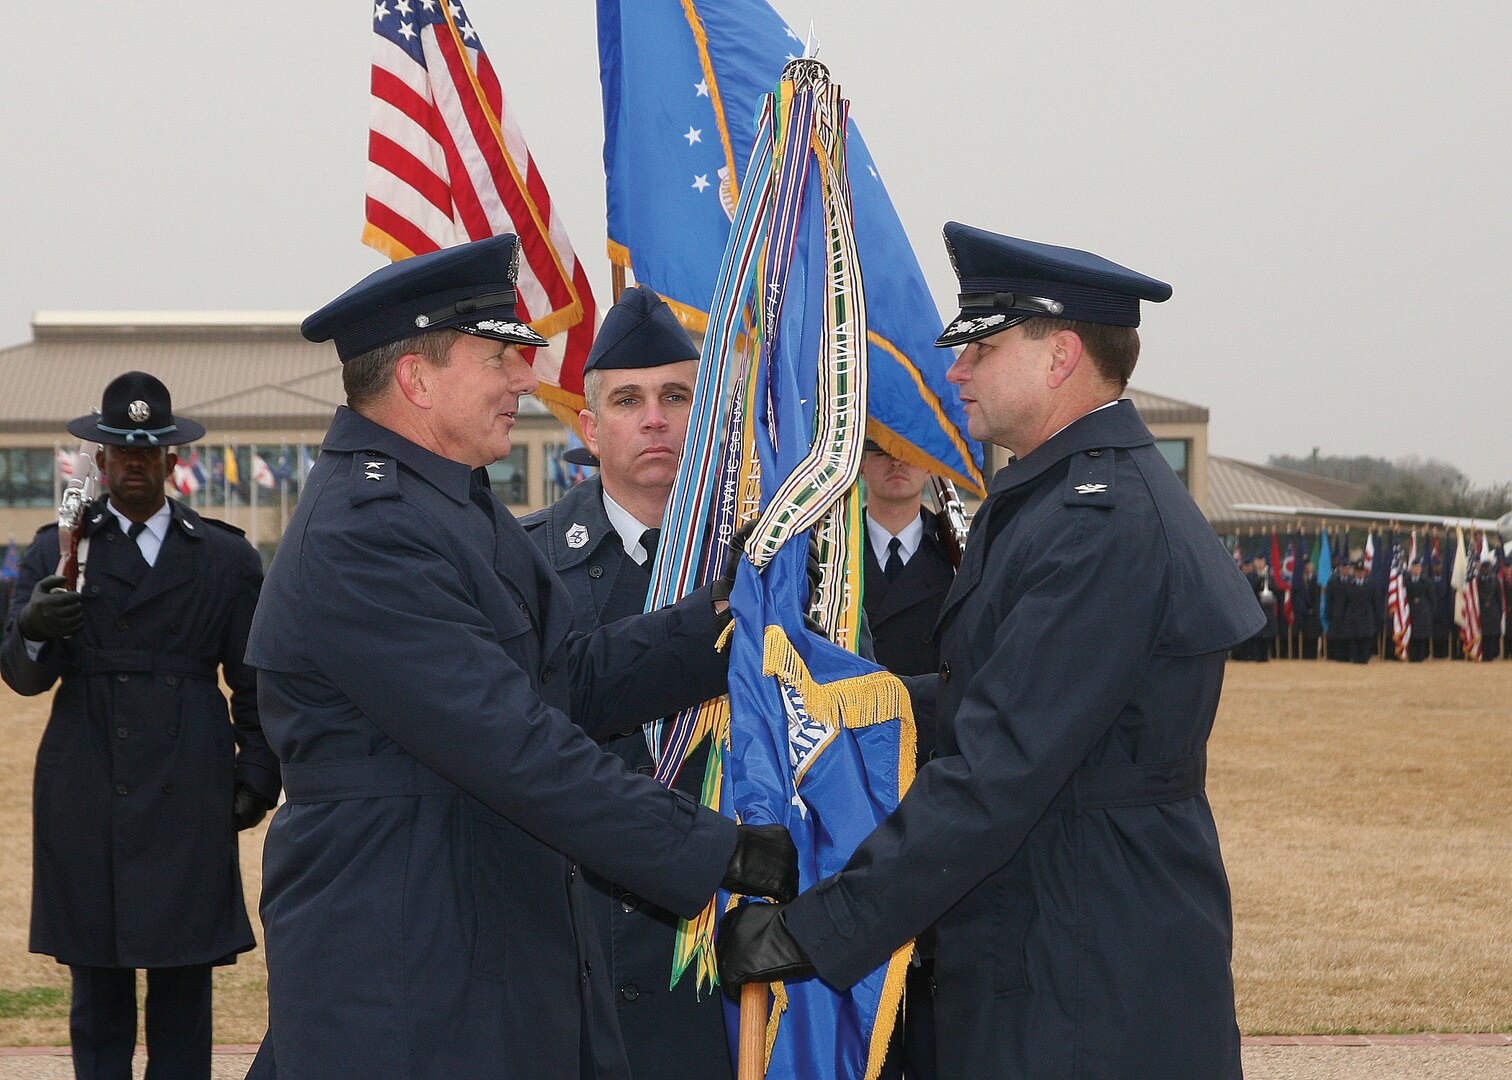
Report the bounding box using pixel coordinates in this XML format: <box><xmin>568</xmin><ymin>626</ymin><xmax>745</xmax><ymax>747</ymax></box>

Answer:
<box><xmin>2</xmin><ymin>372</ymin><xmax>276</xmax><ymax>1080</ymax></box>
<box><xmin>719</xmin><ymin>224</ymin><xmax>1263</xmax><ymax>1080</ymax></box>
<box><xmin>522</xmin><ymin>284</ymin><xmax>731</xmax><ymax>1080</ymax></box>
<box><xmin>244</xmin><ymin>236</ymin><xmax>795</xmax><ymax>1080</ymax></box>
<box><xmin>857</xmin><ymin>439</ymin><xmax>956</xmax><ymax>1080</ymax></box>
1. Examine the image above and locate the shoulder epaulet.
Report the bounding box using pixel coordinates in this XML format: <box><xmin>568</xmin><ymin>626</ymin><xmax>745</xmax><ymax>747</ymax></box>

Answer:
<box><xmin>519</xmin><ymin>505</ymin><xmax>552</xmax><ymax>533</ymax></box>
<box><xmin>350</xmin><ymin>454</ymin><xmax>400</xmax><ymax>506</ymax></box>
<box><xmin>1064</xmin><ymin>447</ymin><xmax>1117</xmax><ymax>507</ymax></box>
<box><xmin>198</xmin><ymin>517</ymin><xmax>246</xmax><ymax>537</ymax></box>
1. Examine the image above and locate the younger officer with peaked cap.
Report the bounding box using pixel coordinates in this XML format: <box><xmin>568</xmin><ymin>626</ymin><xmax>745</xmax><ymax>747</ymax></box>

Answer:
<box><xmin>2</xmin><ymin>372</ymin><xmax>276</xmax><ymax>1080</ymax></box>
<box><xmin>720</xmin><ymin>223</ymin><xmax>1263</xmax><ymax>1079</ymax></box>
<box><xmin>244</xmin><ymin>236</ymin><xmax>795</xmax><ymax>1080</ymax></box>
<box><xmin>522</xmin><ymin>284</ymin><xmax>732</xmax><ymax>1080</ymax></box>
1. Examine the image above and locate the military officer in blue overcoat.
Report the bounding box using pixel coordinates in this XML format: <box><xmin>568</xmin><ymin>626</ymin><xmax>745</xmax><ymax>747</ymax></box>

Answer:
<box><xmin>2</xmin><ymin>372</ymin><xmax>276</xmax><ymax>1080</ymax></box>
<box><xmin>720</xmin><ymin>224</ymin><xmax>1263</xmax><ymax>1079</ymax></box>
<box><xmin>523</xmin><ymin>284</ymin><xmax>733</xmax><ymax>1080</ymax></box>
<box><xmin>245</xmin><ymin>236</ymin><xmax>795</xmax><ymax>1080</ymax></box>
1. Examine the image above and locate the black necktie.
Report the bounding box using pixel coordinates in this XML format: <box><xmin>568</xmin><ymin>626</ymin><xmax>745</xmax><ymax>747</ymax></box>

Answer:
<box><xmin>469</xmin><ymin>471</ymin><xmax>496</xmax><ymax>526</ymax></box>
<box><xmin>640</xmin><ymin>528</ymin><xmax>661</xmax><ymax>566</ymax></box>
<box><xmin>127</xmin><ymin>521</ymin><xmax>146</xmax><ymax>541</ymax></box>
<box><xmin>884</xmin><ymin>537</ymin><xmax>904</xmax><ymax>581</ymax></box>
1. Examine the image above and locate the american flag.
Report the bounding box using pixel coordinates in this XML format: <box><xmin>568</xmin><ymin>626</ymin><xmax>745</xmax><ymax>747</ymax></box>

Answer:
<box><xmin>364</xmin><ymin>0</ymin><xmax>597</xmax><ymax>422</ymax></box>
<box><xmin>1451</xmin><ymin>528</ymin><xmax>1482</xmax><ymax>660</ymax></box>
<box><xmin>1386</xmin><ymin>543</ymin><xmax>1410</xmax><ymax>660</ymax></box>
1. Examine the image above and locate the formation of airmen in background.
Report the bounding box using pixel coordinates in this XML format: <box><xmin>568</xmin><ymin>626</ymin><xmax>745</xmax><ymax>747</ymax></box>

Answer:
<box><xmin>1234</xmin><ymin>551</ymin><xmax>1510</xmax><ymax>663</ymax></box>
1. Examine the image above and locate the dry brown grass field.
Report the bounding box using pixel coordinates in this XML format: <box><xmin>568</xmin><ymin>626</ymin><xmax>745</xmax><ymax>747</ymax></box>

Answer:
<box><xmin>0</xmin><ymin>659</ymin><xmax>1508</xmax><ymax>1046</ymax></box>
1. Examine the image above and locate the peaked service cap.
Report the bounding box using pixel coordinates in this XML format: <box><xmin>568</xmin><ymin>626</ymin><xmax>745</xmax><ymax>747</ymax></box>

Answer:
<box><xmin>936</xmin><ymin>222</ymin><xmax>1172</xmax><ymax>347</ymax></box>
<box><xmin>301</xmin><ymin>234</ymin><xmax>549</xmax><ymax>362</ymax></box>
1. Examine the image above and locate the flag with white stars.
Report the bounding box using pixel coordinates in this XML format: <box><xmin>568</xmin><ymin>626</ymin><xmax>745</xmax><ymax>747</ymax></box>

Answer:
<box><xmin>366</xmin><ymin>0</ymin><xmax>597</xmax><ymax>422</ymax></box>
<box><xmin>597</xmin><ymin>0</ymin><xmax>984</xmax><ymax>494</ymax></box>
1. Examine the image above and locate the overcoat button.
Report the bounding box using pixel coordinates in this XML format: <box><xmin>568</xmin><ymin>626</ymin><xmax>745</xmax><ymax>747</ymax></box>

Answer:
<box><xmin>168</xmin><ymin>623</ymin><xmax>182</xmax><ymax>633</ymax></box>
<box><xmin>165</xmin><ymin>676</ymin><xmax>179</xmax><ymax>687</ymax></box>
<box><xmin>89</xmin><ymin>585</ymin><xmax>101</xmax><ymax>595</ymax></box>
<box><xmin>518</xmin><ymin>602</ymin><xmax>530</xmax><ymax>614</ymax></box>
<box><xmin>1087</xmin><ymin>449</ymin><xmax>1102</xmax><ymax>457</ymax></box>
<box><xmin>620</xmin><ymin>984</ymin><xmax>641</xmax><ymax>1002</ymax></box>
<box><xmin>116</xmin><ymin>727</ymin><xmax>128</xmax><ymax>739</ymax></box>
<box><xmin>588</xmin><ymin>565</ymin><xmax>604</xmax><ymax>579</ymax></box>
<box><xmin>540</xmin><ymin>666</ymin><xmax>553</xmax><ymax>684</ymax></box>
<box><xmin>167</xmin><ymin>726</ymin><xmax>179</xmax><ymax>737</ymax></box>
<box><xmin>584</xmin><ymin>962</ymin><xmax>593</xmax><ymax>976</ymax></box>
<box><xmin>939</xmin><ymin>662</ymin><xmax>951</xmax><ymax>682</ymax></box>
<box><xmin>161</xmin><ymin>782</ymin><xmax>174</xmax><ymax>794</ymax></box>
<box><xmin>115</xmin><ymin>673</ymin><xmax>130</xmax><ymax>683</ymax></box>
<box><xmin>568</xmin><ymin>864</ymin><xmax>578</xmax><ymax>881</ymax></box>
<box><xmin>620</xmin><ymin>894</ymin><xmax>640</xmax><ymax>913</ymax></box>
<box><xmin>114</xmin><ymin>783</ymin><xmax>128</xmax><ymax>796</ymax></box>
<box><xmin>115</xmin><ymin>620</ymin><xmax>128</xmax><ymax>631</ymax></box>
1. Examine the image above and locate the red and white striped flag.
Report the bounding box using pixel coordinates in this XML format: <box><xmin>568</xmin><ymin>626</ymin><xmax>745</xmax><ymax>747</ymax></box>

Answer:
<box><xmin>363</xmin><ymin>0</ymin><xmax>597</xmax><ymax>425</ymax></box>
<box><xmin>1451</xmin><ymin>528</ymin><xmax>1482</xmax><ymax>660</ymax></box>
<box><xmin>1386</xmin><ymin>545</ymin><xmax>1410</xmax><ymax>660</ymax></box>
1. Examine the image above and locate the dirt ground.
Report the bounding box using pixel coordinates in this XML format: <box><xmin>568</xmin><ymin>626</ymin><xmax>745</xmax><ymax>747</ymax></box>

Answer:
<box><xmin>0</xmin><ymin>659</ymin><xmax>1508</xmax><ymax>1046</ymax></box>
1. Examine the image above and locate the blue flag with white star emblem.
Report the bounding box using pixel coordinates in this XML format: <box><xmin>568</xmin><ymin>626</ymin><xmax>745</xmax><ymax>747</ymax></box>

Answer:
<box><xmin>596</xmin><ymin>0</ymin><xmax>984</xmax><ymax>495</ymax></box>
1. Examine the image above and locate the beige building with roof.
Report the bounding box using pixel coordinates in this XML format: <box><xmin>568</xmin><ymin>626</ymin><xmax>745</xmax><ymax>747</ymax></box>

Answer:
<box><xmin>0</xmin><ymin>313</ymin><xmax>1229</xmax><ymax>561</ymax></box>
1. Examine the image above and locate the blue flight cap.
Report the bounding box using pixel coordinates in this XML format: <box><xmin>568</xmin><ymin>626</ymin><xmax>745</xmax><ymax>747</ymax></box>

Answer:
<box><xmin>564</xmin><ymin>285</ymin><xmax>702</xmax><ymax>467</ymax></box>
<box><xmin>302</xmin><ymin>235</ymin><xmax>549</xmax><ymax>362</ymax></box>
<box><xmin>935</xmin><ymin>222</ymin><xmax>1173</xmax><ymax>347</ymax></box>
<box><xmin>584</xmin><ymin>284</ymin><xmax>699</xmax><ymax>374</ymax></box>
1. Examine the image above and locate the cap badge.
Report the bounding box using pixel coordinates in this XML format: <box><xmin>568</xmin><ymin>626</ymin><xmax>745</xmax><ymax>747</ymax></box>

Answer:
<box><xmin>566</xmin><ymin>523</ymin><xmax>589</xmax><ymax>549</ymax></box>
<box><xmin>127</xmin><ymin>400</ymin><xmax>151</xmax><ymax>423</ymax></box>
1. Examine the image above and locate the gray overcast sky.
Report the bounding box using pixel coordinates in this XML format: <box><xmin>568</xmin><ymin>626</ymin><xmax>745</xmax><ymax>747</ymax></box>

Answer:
<box><xmin>4</xmin><ymin>2</ymin><xmax>1508</xmax><ymax>484</ymax></box>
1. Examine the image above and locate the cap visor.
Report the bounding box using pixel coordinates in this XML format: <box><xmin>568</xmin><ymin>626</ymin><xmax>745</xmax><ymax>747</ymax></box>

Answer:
<box><xmin>459</xmin><ymin>320</ymin><xmax>550</xmax><ymax>348</ymax></box>
<box><xmin>934</xmin><ymin>311</ymin><xmax>1030</xmax><ymax>348</ymax></box>
<box><xmin>562</xmin><ymin>446</ymin><xmax>601</xmax><ymax>468</ymax></box>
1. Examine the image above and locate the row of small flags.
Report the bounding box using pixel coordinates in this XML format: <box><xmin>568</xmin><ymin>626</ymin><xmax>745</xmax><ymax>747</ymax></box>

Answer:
<box><xmin>55</xmin><ymin>445</ymin><xmax>315</xmax><ymax>497</ymax></box>
<box><xmin>1231</xmin><ymin>527</ymin><xmax>1507</xmax><ymax>660</ymax></box>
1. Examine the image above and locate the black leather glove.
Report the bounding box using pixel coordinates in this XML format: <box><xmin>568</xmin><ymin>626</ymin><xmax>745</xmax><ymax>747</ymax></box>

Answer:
<box><xmin>713</xmin><ymin>522</ymin><xmax>824</xmax><ymax>605</ymax></box>
<box><xmin>717</xmin><ymin>902</ymin><xmax>815</xmax><ymax>996</ymax></box>
<box><xmin>17</xmin><ymin>575</ymin><xmax>84</xmax><ymax>641</ymax></box>
<box><xmin>721</xmin><ymin>823</ymin><xmax>798</xmax><ymax>902</ymax></box>
<box><xmin>232</xmin><ymin>786</ymin><xmax>274</xmax><ymax>831</ymax></box>
<box><xmin>712</xmin><ymin>520</ymin><xmax>759</xmax><ymax>606</ymax></box>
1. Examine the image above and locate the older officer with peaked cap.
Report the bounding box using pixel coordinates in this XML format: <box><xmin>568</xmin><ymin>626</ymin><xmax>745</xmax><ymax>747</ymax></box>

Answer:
<box><xmin>720</xmin><ymin>223</ymin><xmax>1263</xmax><ymax>1079</ymax></box>
<box><xmin>245</xmin><ymin>236</ymin><xmax>795</xmax><ymax>1080</ymax></box>
<box><xmin>523</xmin><ymin>284</ymin><xmax>732</xmax><ymax>1080</ymax></box>
<box><xmin>2</xmin><ymin>372</ymin><xmax>275</xmax><ymax>1080</ymax></box>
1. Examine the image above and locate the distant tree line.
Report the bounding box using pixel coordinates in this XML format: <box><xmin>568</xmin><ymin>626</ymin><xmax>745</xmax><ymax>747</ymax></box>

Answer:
<box><xmin>1269</xmin><ymin>450</ymin><xmax>1511</xmax><ymax>518</ymax></box>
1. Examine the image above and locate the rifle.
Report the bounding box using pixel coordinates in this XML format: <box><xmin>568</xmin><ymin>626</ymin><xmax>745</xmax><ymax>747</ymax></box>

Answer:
<box><xmin>56</xmin><ymin>440</ymin><xmax>101</xmax><ymax>591</ymax></box>
<box><xmin>928</xmin><ymin>476</ymin><xmax>970</xmax><ymax>570</ymax></box>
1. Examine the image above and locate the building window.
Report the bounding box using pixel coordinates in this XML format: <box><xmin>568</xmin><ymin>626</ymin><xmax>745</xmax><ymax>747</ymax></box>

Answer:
<box><xmin>487</xmin><ymin>446</ymin><xmax>530</xmax><ymax>505</ymax></box>
<box><xmin>0</xmin><ymin>448</ymin><xmax>60</xmax><ymax>508</ymax></box>
<box><xmin>1156</xmin><ymin>438</ymin><xmax>1190</xmax><ymax>489</ymax></box>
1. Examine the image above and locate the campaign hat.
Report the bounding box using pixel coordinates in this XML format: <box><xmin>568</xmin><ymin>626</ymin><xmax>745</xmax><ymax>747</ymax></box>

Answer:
<box><xmin>936</xmin><ymin>222</ymin><xmax>1173</xmax><ymax>347</ymax></box>
<box><xmin>301</xmin><ymin>235</ymin><xmax>548</xmax><ymax>362</ymax></box>
<box><xmin>67</xmin><ymin>371</ymin><xmax>206</xmax><ymax>447</ymax></box>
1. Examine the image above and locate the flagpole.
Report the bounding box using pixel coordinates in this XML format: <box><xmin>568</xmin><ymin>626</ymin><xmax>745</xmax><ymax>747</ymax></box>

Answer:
<box><xmin>738</xmin><ymin>983</ymin><xmax>767</xmax><ymax>1080</ymax></box>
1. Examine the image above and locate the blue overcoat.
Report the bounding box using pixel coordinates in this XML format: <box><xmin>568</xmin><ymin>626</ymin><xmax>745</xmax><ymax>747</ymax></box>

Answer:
<box><xmin>0</xmin><ymin>499</ymin><xmax>274</xmax><ymax>969</ymax></box>
<box><xmin>784</xmin><ymin>401</ymin><xmax>1263</xmax><ymax>1079</ymax></box>
<box><xmin>522</xmin><ymin>476</ymin><xmax>734</xmax><ymax>1080</ymax></box>
<box><xmin>245</xmin><ymin>408</ymin><xmax>738</xmax><ymax>1080</ymax></box>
